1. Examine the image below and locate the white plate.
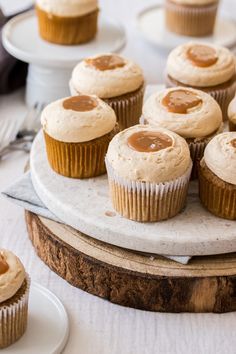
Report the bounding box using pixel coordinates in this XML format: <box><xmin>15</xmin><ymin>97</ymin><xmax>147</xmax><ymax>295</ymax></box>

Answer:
<box><xmin>0</xmin><ymin>0</ymin><xmax>33</xmax><ymax>17</ymax></box>
<box><xmin>137</xmin><ymin>5</ymin><xmax>236</xmax><ymax>52</ymax></box>
<box><xmin>4</xmin><ymin>282</ymin><xmax>69</xmax><ymax>354</ymax></box>
<box><xmin>2</xmin><ymin>10</ymin><xmax>126</xmax><ymax>67</ymax></box>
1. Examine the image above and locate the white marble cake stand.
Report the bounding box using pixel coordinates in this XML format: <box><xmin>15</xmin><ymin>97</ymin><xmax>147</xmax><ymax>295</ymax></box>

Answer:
<box><xmin>30</xmin><ymin>131</ymin><xmax>236</xmax><ymax>257</ymax></box>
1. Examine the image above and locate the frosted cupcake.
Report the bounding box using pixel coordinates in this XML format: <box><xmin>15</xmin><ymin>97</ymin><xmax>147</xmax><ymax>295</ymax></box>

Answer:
<box><xmin>36</xmin><ymin>0</ymin><xmax>99</xmax><ymax>45</ymax></box>
<box><xmin>41</xmin><ymin>95</ymin><xmax>118</xmax><ymax>178</ymax></box>
<box><xmin>165</xmin><ymin>0</ymin><xmax>219</xmax><ymax>37</ymax></box>
<box><xmin>166</xmin><ymin>42</ymin><xmax>236</xmax><ymax>120</ymax></box>
<box><xmin>105</xmin><ymin>125</ymin><xmax>192</xmax><ymax>222</ymax></box>
<box><xmin>70</xmin><ymin>54</ymin><xmax>144</xmax><ymax>130</ymax></box>
<box><xmin>0</xmin><ymin>250</ymin><xmax>30</xmax><ymax>349</ymax></box>
<box><xmin>199</xmin><ymin>132</ymin><xmax>236</xmax><ymax>220</ymax></box>
<box><xmin>143</xmin><ymin>87</ymin><xmax>223</xmax><ymax>178</ymax></box>
<box><xmin>228</xmin><ymin>95</ymin><xmax>236</xmax><ymax>131</ymax></box>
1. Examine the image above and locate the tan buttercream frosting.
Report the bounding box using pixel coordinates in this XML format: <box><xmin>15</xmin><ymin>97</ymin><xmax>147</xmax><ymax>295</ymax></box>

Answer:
<box><xmin>0</xmin><ymin>250</ymin><xmax>26</xmax><ymax>303</ymax></box>
<box><xmin>204</xmin><ymin>132</ymin><xmax>236</xmax><ymax>185</ymax></box>
<box><xmin>36</xmin><ymin>0</ymin><xmax>98</xmax><ymax>17</ymax></box>
<box><xmin>228</xmin><ymin>95</ymin><xmax>236</xmax><ymax>124</ymax></box>
<box><xmin>169</xmin><ymin>0</ymin><xmax>218</xmax><ymax>5</ymax></box>
<box><xmin>41</xmin><ymin>95</ymin><xmax>117</xmax><ymax>143</ymax></box>
<box><xmin>106</xmin><ymin>125</ymin><xmax>191</xmax><ymax>183</ymax></box>
<box><xmin>70</xmin><ymin>54</ymin><xmax>144</xmax><ymax>99</ymax></box>
<box><xmin>143</xmin><ymin>87</ymin><xmax>222</xmax><ymax>138</ymax></box>
<box><xmin>166</xmin><ymin>42</ymin><xmax>235</xmax><ymax>87</ymax></box>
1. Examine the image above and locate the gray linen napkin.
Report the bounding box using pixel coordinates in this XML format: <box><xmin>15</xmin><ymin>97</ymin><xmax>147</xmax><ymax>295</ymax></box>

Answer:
<box><xmin>2</xmin><ymin>172</ymin><xmax>191</xmax><ymax>265</ymax></box>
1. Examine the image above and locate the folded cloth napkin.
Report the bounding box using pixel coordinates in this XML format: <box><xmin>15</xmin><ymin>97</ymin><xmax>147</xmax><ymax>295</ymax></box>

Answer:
<box><xmin>0</xmin><ymin>8</ymin><xmax>28</xmax><ymax>94</ymax></box>
<box><xmin>2</xmin><ymin>172</ymin><xmax>191</xmax><ymax>265</ymax></box>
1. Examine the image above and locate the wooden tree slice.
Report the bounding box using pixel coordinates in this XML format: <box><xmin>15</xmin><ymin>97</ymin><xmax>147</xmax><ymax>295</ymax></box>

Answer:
<box><xmin>25</xmin><ymin>211</ymin><xmax>236</xmax><ymax>313</ymax></box>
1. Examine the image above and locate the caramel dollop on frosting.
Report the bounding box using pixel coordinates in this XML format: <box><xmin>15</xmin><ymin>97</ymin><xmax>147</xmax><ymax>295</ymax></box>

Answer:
<box><xmin>0</xmin><ymin>253</ymin><xmax>9</xmax><ymax>275</ymax></box>
<box><xmin>231</xmin><ymin>138</ymin><xmax>236</xmax><ymax>148</ymax></box>
<box><xmin>127</xmin><ymin>131</ymin><xmax>173</xmax><ymax>153</ymax></box>
<box><xmin>86</xmin><ymin>54</ymin><xmax>126</xmax><ymax>71</ymax></box>
<box><xmin>162</xmin><ymin>89</ymin><xmax>203</xmax><ymax>114</ymax></box>
<box><xmin>63</xmin><ymin>95</ymin><xmax>98</xmax><ymax>112</ymax></box>
<box><xmin>187</xmin><ymin>45</ymin><xmax>218</xmax><ymax>67</ymax></box>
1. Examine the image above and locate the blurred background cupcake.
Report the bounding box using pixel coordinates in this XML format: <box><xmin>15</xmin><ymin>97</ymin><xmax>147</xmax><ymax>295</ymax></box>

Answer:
<box><xmin>36</xmin><ymin>0</ymin><xmax>99</xmax><ymax>45</ymax></box>
<box><xmin>143</xmin><ymin>87</ymin><xmax>223</xmax><ymax>179</ymax></box>
<box><xmin>0</xmin><ymin>250</ymin><xmax>30</xmax><ymax>349</ymax></box>
<box><xmin>41</xmin><ymin>94</ymin><xmax>118</xmax><ymax>178</ymax></box>
<box><xmin>166</xmin><ymin>42</ymin><xmax>236</xmax><ymax>120</ymax></box>
<box><xmin>70</xmin><ymin>54</ymin><xmax>144</xmax><ymax>130</ymax></box>
<box><xmin>228</xmin><ymin>95</ymin><xmax>236</xmax><ymax>131</ymax></box>
<box><xmin>199</xmin><ymin>132</ymin><xmax>236</xmax><ymax>220</ymax></box>
<box><xmin>105</xmin><ymin>125</ymin><xmax>192</xmax><ymax>222</ymax></box>
<box><xmin>165</xmin><ymin>0</ymin><xmax>219</xmax><ymax>37</ymax></box>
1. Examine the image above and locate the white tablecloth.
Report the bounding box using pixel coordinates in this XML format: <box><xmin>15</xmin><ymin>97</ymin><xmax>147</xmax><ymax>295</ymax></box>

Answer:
<box><xmin>1</xmin><ymin>1</ymin><xmax>236</xmax><ymax>353</ymax></box>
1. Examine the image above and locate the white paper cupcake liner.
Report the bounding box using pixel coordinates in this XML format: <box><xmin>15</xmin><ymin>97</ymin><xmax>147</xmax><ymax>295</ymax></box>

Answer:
<box><xmin>105</xmin><ymin>158</ymin><xmax>192</xmax><ymax>222</ymax></box>
<box><xmin>0</xmin><ymin>274</ymin><xmax>30</xmax><ymax>349</ymax></box>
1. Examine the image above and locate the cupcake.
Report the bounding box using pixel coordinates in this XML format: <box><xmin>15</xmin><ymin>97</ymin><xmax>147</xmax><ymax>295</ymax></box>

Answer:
<box><xmin>143</xmin><ymin>87</ymin><xmax>223</xmax><ymax>178</ymax></box>
<box><xmin>41</xmin><ymin>95</ymin><xmax>118</xmax><ymax>178</ymax></box>
<box><xmin>199</xmin><ymin>132</ymin><xmax>236</xmax><ymax>220</ymax></box>
<box><xmin>36</xmin><ymin>0</ymin><xmax>99</xmax><ymax>45</ymax></box>
<box><xmin>70</xmin><ymin>54</ymin><xmax>144</xmax><ymax>130</ymax></box>
<box><xmin>105</xmin><ymin>125</ymin><xmax>192</xmax><ymax>222</ymax></box>
<box><xmin>228</xmin><ymin>95</ymin><xmax>236</xmax><ymax>131</ymax></box>
<box><xmin>166</xmin><ymin>42</ymin><xmax>236</xmax><ymax>120</ymax></box>
<box><xmin>0</xmin><ymin>250</ymin><xmax>30</xmax><ymax>349</ymax></box>
<box><xmin>165</xmin><ymin>0</ymin><xmax>219</xmax><ymax>37</ymax></box>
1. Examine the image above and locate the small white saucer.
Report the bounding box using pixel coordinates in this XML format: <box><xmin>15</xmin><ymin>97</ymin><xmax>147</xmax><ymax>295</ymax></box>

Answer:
<box><xmin>137</xmin><ymin>6</ymin><xmax>236</xmax><ymax>52</ymax></box>
<box><xmin>4</xmin><ymin>282</ymin><xmax>69</xmax><ymax>354</ymax></box>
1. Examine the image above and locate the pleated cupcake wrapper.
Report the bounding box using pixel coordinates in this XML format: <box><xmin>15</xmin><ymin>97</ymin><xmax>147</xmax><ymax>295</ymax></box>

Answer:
<box><xmin>105</xmin><ymin>159</ymin><xmax>192</xmax><ymax>222</ymax></box>
<box><xmin>0</xmin><ymin>275</ymin><xmax>30</xmax><ymax>349</ymax></box>
<box><xmin>69</xmin><ymin>82</ymin><xmax>144</xmax><ymax>131</ymax></box>
<box><xmin>229</xmin><ymin>120</ymin><xmax>236</xmax><ymax>132</ymax></box>
<box><xmin>165</xmin><ymin>0</ymin><xmax>218</xmax><ymax>36</ymax></box>
<box><xmin>44</xmin><ymin>130</ymin><xmax>118</xmax><ymax>179</ymax></box>
<box><xmin>166</xmin><ymin>76</ymin><xmax>236</xmax><ymax>121</ymax></box>
<box><xmin>199</xmin><ymin>164</ymin><xmax>236</xmax><ymax>220</ymax></box>
<box><xmin>36</xmin><ymin>6</ymin><xmax>98</xmax><ymax>45</ymax></box>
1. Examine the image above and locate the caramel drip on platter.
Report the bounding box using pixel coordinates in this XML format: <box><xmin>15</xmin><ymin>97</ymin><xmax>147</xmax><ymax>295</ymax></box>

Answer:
<box><xmin>187</xmin><ymin>45</ymin><xmax>218</xmax><ymax>68</ymax></box>
<box><xmin>0</xmin><ymin>253</ymin><xmax>9</xmax><ymax>275</ymax></box>
<box><xmin>63</xmin><ymin>95</ymin><xmax>98</xmax><ymax>112</ymax></box>
<box><xmin>162</xmin><ymin>89</ymin><xmax>203</xmax><ymax>114</ymax></box>
<box><xmin>230</xmin><ymin>138</ymin><xmax>236</xmax><ymax>148</ymax></box>
<box><xmin>86</xmin><ymin>55</ymin><xmax>126</xmax><ymax>71</ymax></box>
<box><xmin>127</xmin><ymin>131</ymin><xmax>173</xmax><ymax>153</ymax></box>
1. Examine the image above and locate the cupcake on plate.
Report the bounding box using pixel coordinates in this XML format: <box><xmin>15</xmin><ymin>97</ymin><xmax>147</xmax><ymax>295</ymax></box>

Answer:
<box><xmin>0</xmin><ymin>250</ymin><xmax>30</xmax><ymax>349</ymax></box>
<box><xmin>228</xmin><ymin>95</ymin><xmax>236</xmax><ymax>131</ymax></box>
<box><xmin>166</xmin><ymin>42</ymin><xmax>236</xmax><ymax>120</ymax></box>
<box><xmin>70</xmin><ymin>54</ymin><xmax>144</xmax><ymax>130</ymax></box>
<box><xmin>143</xmin><ymin>87</ymin><xmax>223</xmax><ymax>178</ymax></box>
<box><xmin>199</xmin><ymin>132</ymin><xmax>236</xmax><ymax>220</ymax></box>
<box><xmin>36</xmin><ymin>0</ymin><xmax>99</xmax><ymax>45</ymax></box>
<box><xmin>41</xmin><ymin>95</ymin><xmax>118</xmax><ymax>178</ymax></box>
<box><xmin>105</xmin><ymin>125</ymin><xmax>192</xmax><ymax>222</ymax></box>
<box><xmin>165</xmin><ymin>0</ymin><xmax>219</xmax><ymax>37</ymax></box>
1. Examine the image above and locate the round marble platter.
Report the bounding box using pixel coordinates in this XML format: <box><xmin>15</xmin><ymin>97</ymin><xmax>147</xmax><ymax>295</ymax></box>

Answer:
<box><xmin>30</xmin><ymin>131</ymin><xmax>236</xmax><ymax>257</ymax></box>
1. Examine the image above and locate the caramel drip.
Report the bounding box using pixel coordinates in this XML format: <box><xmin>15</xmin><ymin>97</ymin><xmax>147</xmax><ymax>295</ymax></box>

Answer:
<box><xmin>187</xmin><ymin>45</ymin><xmax>218</xmax><ymax>67</ymax></box>
<box><xmin>0</xmin><ymin>253</ymin><xmax>9</xmax><ymax>275</ymax></box>
<box><xmin>162</xmin><ymin>89</ymin><xmax>203</xmax><ymax>114</ymax></box>
<box><xmin>86</xmin><ymin>55</ymin><xmax>125</xmax><ymax>71</ymax></box>
<box><xmin>63</xmin><ymin>95</ymin><xmax>98</xmax><ymax>112</ymax></box>
<box><xmin>230</xmin><ymin>139</ymin><xmax>236</xmax><ymax>148</ymax></box>
<box><xmin>127</xmin><ymin>131</ymin><xmax>173</xmax><ymax>153</ymax></box>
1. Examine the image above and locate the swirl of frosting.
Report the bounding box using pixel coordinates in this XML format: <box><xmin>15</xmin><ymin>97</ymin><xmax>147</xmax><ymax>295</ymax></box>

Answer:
<box><xmin>228</xmin><ymin>95</ymin><xmax>236</xmax><ymax>124</ymax></box>
<box><xmin>106</xmin><ymin>125</ymin><xmax>191</xmax><ymax>183</ymax></box>
<box><xmin>143</xmin><ymin>87</ymin><xmax>222</xmax><ymax>138</ymax></box>
<box><xmin>0</xmin><ymin>250</ymin><xmax>26</xmax><ymax>303</ymax></box>
<box><xmin>36</xmin><ymin>0</ymin><xmax>98</xmax><ymax>17</ymax></box>
<box><xmin>169</xmin><ymin>0</ymin><xmax>218</xmax><ymax>4</ymax></box>
<box><xmin>70</xmin><ymin>54</ymin><xmax>144</xmax><ymax>99</ymax></box>
<box><xmin>204</xmin><ymin>132</ymin><xmax>236</xmax><ymax>185</ymax></box>
<box><xmin>41</xmin><ymin>95</ymin><xmax>117</xmax><ymax>143</ymax></box>
<box><xmin>166</xmin><ymin>42</ymin><xmax>235</xmax><ymax>87</ymax></box>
